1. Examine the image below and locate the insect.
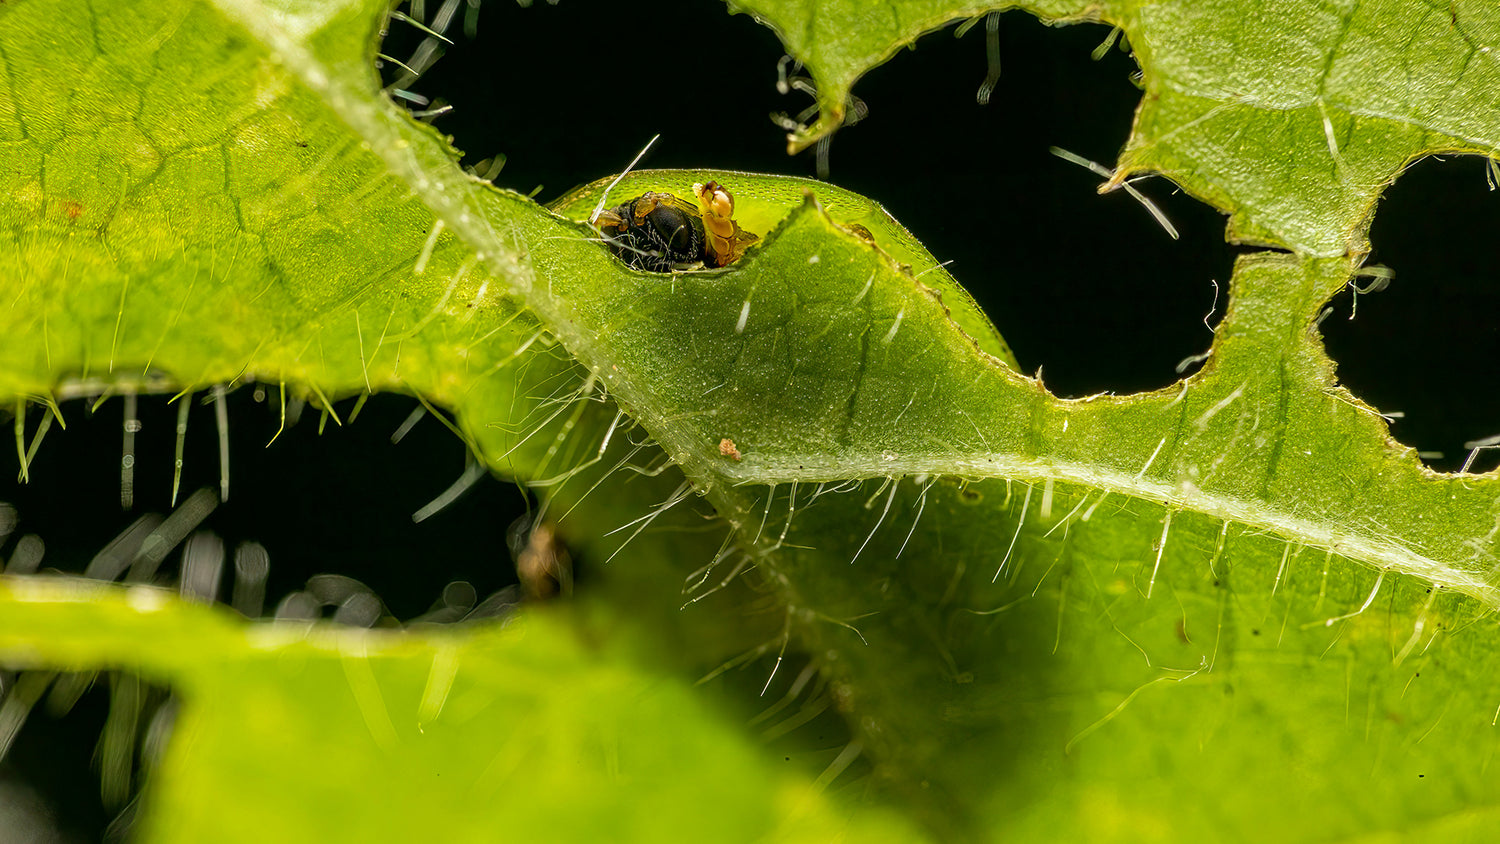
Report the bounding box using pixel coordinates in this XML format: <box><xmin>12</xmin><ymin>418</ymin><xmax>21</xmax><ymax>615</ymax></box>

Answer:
<box><xmin>506</xmin><ymin>515</ymin><xmax>573</xmax><ymax>600</ymax></box>
<box><xmin>692</xmin><ymin>181</ymin><xmax>758</xmax><ymax>268</ymax></box>
<box><xmin>594</xmin><ymin>181</ymin><xmax>758</xmax><ymax>272</ymax></box>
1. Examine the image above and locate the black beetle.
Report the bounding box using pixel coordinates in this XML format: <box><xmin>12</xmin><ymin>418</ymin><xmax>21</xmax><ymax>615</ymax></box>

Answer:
<box><xmin>594</xmin><ymin>191</ymin><xmax>708</xmax><ymax>272</ymax></box>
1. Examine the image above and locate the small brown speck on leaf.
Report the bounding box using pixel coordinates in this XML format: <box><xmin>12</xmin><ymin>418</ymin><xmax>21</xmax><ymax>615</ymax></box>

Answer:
<box><xmin>719</xmin><ymin>438</ymin><xmax>742</xmax><ymax>461</ymax></box>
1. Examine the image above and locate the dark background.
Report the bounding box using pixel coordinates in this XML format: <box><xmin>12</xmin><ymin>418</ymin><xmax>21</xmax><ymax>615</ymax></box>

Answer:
<box><xmin>390</xmin><ymin>0</ymin><xmax>1500</xmax><ymax>467</ymax></box>
<box><xmin>4</xmin><ymin>1</ymin><xmax>1499</xmax><ymax>840</ymax></box>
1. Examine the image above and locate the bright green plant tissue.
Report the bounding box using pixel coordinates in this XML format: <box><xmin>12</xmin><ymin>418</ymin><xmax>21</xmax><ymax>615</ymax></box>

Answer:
<box><xmin>3</xmin><ymin>0</ymin><xmax>1500</xmax><ymax>841</ymax></box>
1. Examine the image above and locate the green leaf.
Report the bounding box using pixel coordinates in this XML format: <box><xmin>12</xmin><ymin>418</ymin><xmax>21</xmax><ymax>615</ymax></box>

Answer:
<box><xmin>726</xmin><ymin>0</ymin><xmax>1099</xmax><ymax>151</ymax></box>
<box><xmin>0</xmin><ymin>578</ymin><xmax>920</xmax><ymax>842</ymax></box>
<box><xmin>4</xmin><ymin>0</ymin><xmax>1500</xmax><ymax>841</ymax></box>
<box><xmin>549</xmin><ymin>170</ymin><xmax>1018</xmax><ymax>368</ymax></box>
<box><xmin>734</xmin><ymin>0</ymin><xmax>1500</xmax><ymax>255</ymax></box>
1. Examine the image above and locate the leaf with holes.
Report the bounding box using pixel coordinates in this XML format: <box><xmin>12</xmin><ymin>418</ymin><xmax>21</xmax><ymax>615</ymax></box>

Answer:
<box><xmin>3</xmin><ymin>0</ymin><xmax>1500</xmax><ymax>842</ymax></box>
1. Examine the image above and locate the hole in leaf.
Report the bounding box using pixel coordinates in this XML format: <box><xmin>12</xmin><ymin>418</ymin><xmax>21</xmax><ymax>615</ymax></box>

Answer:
<box><xmin>388</xmin><ymin>6</ymin><xmax>1235</xmax><ymax>399</ymax></box>
<box><xmin>0</xmin><ymin>392</ymin><xmax>542</xmax><ymax>840</ymax></box>
<box><xmin>826</xmin><ymin>14</ymin><xmax>1235</xmax><ymax>398</ymax></box>
<box><xmin>0</xmin><ymin>391</ymin><xmax>532</xmax><ymax>620</ymax></box>
<box><xmin>1320</xmin><ymin>154</ymin><xmax>1500</xmax><ymax>474</ymax></box>
<box><xmin>379</xmin><ymin>1</ymin><xmax>801</xmax><ymax>199</ymax></box>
